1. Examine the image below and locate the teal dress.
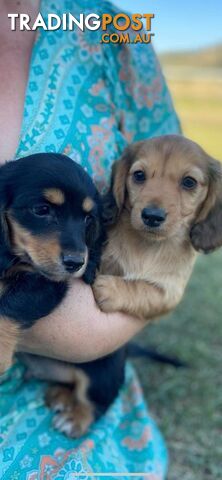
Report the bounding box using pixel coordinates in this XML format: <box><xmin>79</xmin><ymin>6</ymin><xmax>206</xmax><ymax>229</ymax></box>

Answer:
<box><xmin>0</xmin><ymin>1</ymin><xmax>181</xmax><ymax>478</ymax></box>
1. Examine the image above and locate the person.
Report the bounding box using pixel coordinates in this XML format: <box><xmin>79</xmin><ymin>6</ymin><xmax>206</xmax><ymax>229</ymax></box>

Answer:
<box><xmin>0</xmin><ymin>0</ymin><xmax>181</xmax><ymax>478</ymax></box>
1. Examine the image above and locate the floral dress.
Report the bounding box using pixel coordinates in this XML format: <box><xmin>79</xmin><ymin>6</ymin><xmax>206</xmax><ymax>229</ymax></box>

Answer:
<box><xmin>0</xmin><ymin>1</ymin><xmax>181</xmax><ymax>478</ymax></box>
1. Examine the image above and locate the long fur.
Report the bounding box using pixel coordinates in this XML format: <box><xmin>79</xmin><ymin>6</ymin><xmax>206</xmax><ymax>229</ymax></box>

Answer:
<box><xmin>93</xmin><ymin>135</ymin><xmax>222</xmax><ymax>319</ymax></box>
<box><xmin>2</xmin><ymin>137</ymin><xmax>221</xmax><ymax>439</ymax></box>
<box><xmin>0</xmin><ymin>152</ymin><xmax>126</xmax><ymax>439</ymax></box>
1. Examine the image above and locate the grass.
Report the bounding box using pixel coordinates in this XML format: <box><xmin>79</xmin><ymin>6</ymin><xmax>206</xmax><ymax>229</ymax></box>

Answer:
<box><xmin>135</xmin><ymin>250</ymin><xmax>222</xmax><ymax>479</ymax></box>
<box><xmin>160</xmin><ymin>44</ymin><xmax>222</xmax><ymax>69</ymax></box>
<box><xmin>166</xmin><ymin>74</ymin><xmax>222</xmax><ymax>159</ymax></box>
<box><xmin>134</xmin><ymin>71</ymin><xmax>222</xmax><ymax>479</ymax></box>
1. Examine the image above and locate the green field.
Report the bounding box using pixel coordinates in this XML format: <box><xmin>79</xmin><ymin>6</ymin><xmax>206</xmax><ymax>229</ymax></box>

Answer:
<box><xmin>135</xmin><ymin>66</ymin><xmax>222</xmax><ymax>479</ymax></box>
<box><xmin>135</xmin><ymin>250</ymin><xmax>222</xmax><ymax>479</ymax></box>
<box><xmin>167</xmin><ymin>73</ymin><xmax>222</xmax><ymax>159</ymax></box>
<box><xmin>160</xmin><ymin>43</ymin><xmax>222</xmax><ymax>159</ymax></box>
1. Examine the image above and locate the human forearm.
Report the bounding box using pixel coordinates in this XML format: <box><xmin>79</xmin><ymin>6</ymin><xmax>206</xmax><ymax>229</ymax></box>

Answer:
<box><xmin>17</xmin><ymin>280</ymin><xmax>146</xmax><ymax>363</ymax></box>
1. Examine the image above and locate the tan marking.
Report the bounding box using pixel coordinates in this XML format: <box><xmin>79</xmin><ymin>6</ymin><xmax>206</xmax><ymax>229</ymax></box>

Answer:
<box><xmin>82</xmin><ymin>197</ymin><xmax>94</xmax><ymax>213</ymax></box>
<box><xmin>0</xmin><ymin>319</ymin><xmax>20</xmax><ymax>374</ymax></box>
<box><xmin>45</xmin><ymin>368</ymin><xmax>94</xmax><ymax>438</ymax></box>
<box><xmin>5</xmin><ymin>264</ymin><xmax>35</xmax><ymax>278</ymax></box>
<box><xmin>44</xmin><ymin>188</ymin><xmax>65</xmax><ymax>205</ymax></box>
<box><xmin>7</xmin><ymin>218</ymin><xmax>61</xmax><ymax>275</ymax></box>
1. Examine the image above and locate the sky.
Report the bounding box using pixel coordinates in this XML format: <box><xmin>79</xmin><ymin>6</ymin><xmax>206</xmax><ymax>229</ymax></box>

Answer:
<box><xmin>113</xmin><ymin>0</ymin><xmax>222</xmax><ymax>53</ymax></box>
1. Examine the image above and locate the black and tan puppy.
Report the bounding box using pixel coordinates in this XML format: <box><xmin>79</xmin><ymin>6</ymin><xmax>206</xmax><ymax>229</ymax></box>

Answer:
<box><xmin>0</xmin><ymin>153</ymin><xmax>103</xmax><ymax>374</ymax></box>
<box><xmin>0</xmin><ymin>152</ymin><xmax>126</xmax><ymax>438</ymax></box>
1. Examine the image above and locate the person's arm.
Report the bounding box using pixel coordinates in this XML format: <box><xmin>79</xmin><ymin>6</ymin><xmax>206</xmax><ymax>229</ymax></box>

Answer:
<box><xmin>17</xmin><ymin>280</ymin><xmax>146</xmax><ymax>363</ymax></box>
<box><xmin>18</xmin><ymin>12</ymin><xmax>181</xmax><ymax>364</ymax></box>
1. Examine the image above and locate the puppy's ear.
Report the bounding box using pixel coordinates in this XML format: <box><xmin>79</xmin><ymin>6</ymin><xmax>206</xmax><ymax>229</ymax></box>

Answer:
<box><xmin>0</xmin><ymin>163</ymin><xmax>16</xmax><ymax>274</ymax></box>
<box><xmin>112</xmin><ymin>152</ymin><xmax>131</xmax><ymax>210</ymax></box>
<box><xmin>86</xmin><ymin>200</ymin><xmax>103</xmax><ymax>246</ymax></box>
<box><xmin>102</xmin><ymin>146</ymin><xmax>135</xmax><ymax>224</ymax></box>
<box><xmin>190</xmin><ymin>158</ymin><xmax>222</xmax><ymax>253</ymax></box>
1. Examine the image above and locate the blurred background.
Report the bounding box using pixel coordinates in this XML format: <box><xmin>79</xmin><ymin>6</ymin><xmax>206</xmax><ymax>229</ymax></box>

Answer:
<box><xmin>113</xmin><ymin>1</ymin><xmax>222</xmax><ymax>479</ymax></box>
<box><xmin>116</xmin><ymin>0</ymin><xmax>222</xmax><ymax>159</ymax></box>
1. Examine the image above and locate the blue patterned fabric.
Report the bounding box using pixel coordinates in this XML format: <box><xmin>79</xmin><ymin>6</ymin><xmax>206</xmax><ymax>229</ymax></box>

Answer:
<box><xmin>0</xmin><ymin>1</ymin><xmax>181</xmax><ymax>478</ymax></box>
<box><xmin>0</xmin><ymin>363</ymin><xmax>167</xmax><ymax>480</ymax></box>
<box><xmin>15</xmin><ymin>0</ymin><xmax>180</xmax><ymax>190</ymax></box>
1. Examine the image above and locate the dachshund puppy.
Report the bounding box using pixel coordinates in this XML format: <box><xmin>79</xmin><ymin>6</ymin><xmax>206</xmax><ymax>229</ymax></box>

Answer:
<box><xmin>3</xmin><ymin>137</ymin><xmax>222</xmax><ymax>440</ymax></box>
<box><xmin>43</xmin><ymin>134</ymin><xmax>222</xmax><ymax>439</ymax></box>
<box><xmin>0</xmin><ymin>152</ymin><xmax>103</xmax><ymax>375</ymax></box>
<box><xmin>93</xmin><ymin>135</ymin><xmax>222</xmax><ymax>320</ymax></box>
<box><xmin>0</xmin><ymin>152</ymin><xmax>125</xmax><ymax>438</ymax></box>
<box><xmin>20</xmin><ymin>136</ymin><xmax>222</xmax><ymax>440</ymax></box>
<box><xmin>0</xmin><ymin>152</ymin><xmax>111</xmax><ymax>436</ymax></box>
<box><xmin>42</xmin><ymin>134</ymin><xmax>222</xmax><ymax>439</ymax></box>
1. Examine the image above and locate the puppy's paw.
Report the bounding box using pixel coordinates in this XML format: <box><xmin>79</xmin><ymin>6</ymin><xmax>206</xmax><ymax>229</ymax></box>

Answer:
<box><xmin>93</xmin><ymin>275</ymin><xmax>122</xmax><ymax>313</ymax></box>
<box><xmin>45</xmin><ymin>386</ymin><xmax>94</xmax><ymax>438</ymax></box>
<box><xmin>52</xmin><ymin>404</ymin><xmax>94</xmax><ymax>438</ymax></box>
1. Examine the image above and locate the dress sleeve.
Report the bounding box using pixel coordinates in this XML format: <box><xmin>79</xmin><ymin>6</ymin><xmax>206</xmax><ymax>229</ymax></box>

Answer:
<box><xmin>101</xmin><ymin>2</ymin><xmax>181</xmax><ymax>143</ymax></box>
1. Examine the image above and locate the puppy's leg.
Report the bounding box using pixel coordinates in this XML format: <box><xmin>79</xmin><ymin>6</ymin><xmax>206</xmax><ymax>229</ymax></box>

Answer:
<box><xmin>1</xmin><ymin>272</ymin><xmax>67</xmax><ymax>328</ymax></box>
<box><xmin>93</xmin><ymin>275</ymin><xmax>178</xmax><ymax>320</ymax></box>
<box><xmin>0</xmin><ymin>318</ymin><xmax>20</xmax><ymax>374</ymax></box>
<box><xmin>45</xmin><ymin>368</ymin><xmax>94</xmax><ymax>438</ymax></box>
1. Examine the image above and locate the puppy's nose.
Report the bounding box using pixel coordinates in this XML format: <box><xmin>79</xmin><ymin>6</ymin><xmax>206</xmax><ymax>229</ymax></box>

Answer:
<box><xmin>142</xmin><ymin>206</ymin><xmax>167</xmax><ymax>228</ymax></box>
<box><xmin>62</xmin><ymin>254</ymin><xmax>85</xmax><ymax>272</ymax></box>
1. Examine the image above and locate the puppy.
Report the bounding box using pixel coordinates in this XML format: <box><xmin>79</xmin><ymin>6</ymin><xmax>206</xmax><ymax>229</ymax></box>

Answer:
<box><xmin>3</xmin><ymin>137</ymin><xmax>222</xmax><ymax>440</ymax></box>
<box><xmin>0</xmin><ymin>152</ymin><xmax>103</xmax><ymax>375</ymax></box>
<box><xmin>0</xmin><ymin>152</ymin><xmax>125</xmax><ymax>438</ymax></box>
<box><xmin>93</xmin><ymin>135</ymin><xmax>222</xmax><ymax>320</ymax></box>
<box><xmin>39</xmin><ymin>134</ymin><xmax>222</xmax><ymax>439</ymax></box>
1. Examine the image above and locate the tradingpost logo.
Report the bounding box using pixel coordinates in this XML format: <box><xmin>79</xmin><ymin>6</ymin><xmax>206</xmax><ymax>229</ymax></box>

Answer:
<box><xmin>8</xmin><ymin>12</ymin><xmax>155</xmax><ymax>44</ymax></box>
<box><xmin>100</xmin><ymin>13</ymin><xmax>154</xmax><ymax>44</ymax></box>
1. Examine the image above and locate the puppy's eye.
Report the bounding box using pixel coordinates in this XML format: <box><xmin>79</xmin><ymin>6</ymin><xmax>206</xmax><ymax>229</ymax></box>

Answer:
<box><xmin>181</xmin><ymin>176</ymin><xmax>197</xmax><ymax>190</ymax></box>
<box><xmin>133</xmin><ymin>170</ymin><xmax>146</xmax><ymax>183</ymax></box>
<box><xmin>32</xmin><ymin>204</ymin><xmax>51</xmax><ymax>217</ymax></box>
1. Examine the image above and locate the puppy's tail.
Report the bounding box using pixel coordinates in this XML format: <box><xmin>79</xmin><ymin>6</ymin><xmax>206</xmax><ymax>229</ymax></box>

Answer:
<box><xmin>127</xmin><ymin>342</ymin><xmax>187</xmax><ymax>368</ymax></box>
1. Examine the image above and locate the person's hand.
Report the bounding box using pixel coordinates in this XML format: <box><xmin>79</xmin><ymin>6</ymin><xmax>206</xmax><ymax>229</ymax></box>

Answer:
<box><xmin>17</xmin><ymin>280</ymin><xmax>147</xmax><ymax>363</ymax></box>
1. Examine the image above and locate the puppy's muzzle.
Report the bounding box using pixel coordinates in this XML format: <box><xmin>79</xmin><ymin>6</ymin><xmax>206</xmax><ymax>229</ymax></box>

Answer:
<box><xmin>142</xmin><ymin>206</ymin><xmax>167</xmax><ymax>228</ymax></box>
<box><xmin>62</xmin><ymin>253</ymin><xmax>85</xmax><ymax>273</ymax></box>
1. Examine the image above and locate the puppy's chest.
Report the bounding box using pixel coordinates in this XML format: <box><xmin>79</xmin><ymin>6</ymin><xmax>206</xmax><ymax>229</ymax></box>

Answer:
<box><xmin>101</xmin><ymin>226</ymin><xmax>196</xmax><ymax>294</ymax></box>
<box><xmin>101</xmin><ymin>230</ymin><xmax>169</xmax><ymax>284</ymax></box>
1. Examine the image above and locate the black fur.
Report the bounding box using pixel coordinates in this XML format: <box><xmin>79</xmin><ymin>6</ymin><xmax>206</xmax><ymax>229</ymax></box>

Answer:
<box><xmin>1</xmin><ymin>272</ymin><xmax>68</xmax><ymax>327</ymax></box>
<box><xmin>1</xmin><ymin>153</ymin><xmax>183</xmax><ymax>422</ymax></box>
<box><xmin>0</xmin><ymin>153</ymin><xmax>126</xmax><ymax>416</ymax></box>
<box><xmin>79</xmin><ymin>348</ymin><xmax>126</xmax><ymax>417</ymax></box>
<box><xmin>0</xmin><ymin>153</ymin><xmax>104</xmax><ymax>326</ymax></box>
